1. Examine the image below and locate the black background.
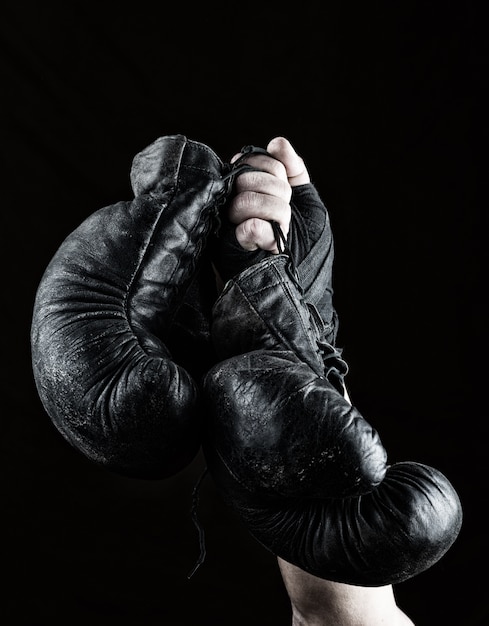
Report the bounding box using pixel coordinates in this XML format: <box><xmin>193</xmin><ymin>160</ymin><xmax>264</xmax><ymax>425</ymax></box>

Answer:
<box><xmin>2</xmin><ymin>3</ymin><xmax>487</xmax><ymax>625</ymax></box>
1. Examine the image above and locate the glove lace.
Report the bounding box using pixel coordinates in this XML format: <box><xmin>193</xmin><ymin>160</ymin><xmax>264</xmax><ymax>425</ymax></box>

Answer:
<box><xmin>273</xmin><ymin>220</ymin><xmax>349</xmax><ymax>388</ymax></box>
<box><xmin>187</xmin><ymin>466</ymin><xmax>209</xmax><ymax>580</ymax></box>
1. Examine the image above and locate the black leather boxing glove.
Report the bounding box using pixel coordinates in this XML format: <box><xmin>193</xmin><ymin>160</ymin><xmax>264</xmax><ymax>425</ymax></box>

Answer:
<box><xmin>204</xmin><ymin>255</ymin><xmax>385</xmax><ymax>497</ymax></box>
<box><xmin>30</xmin><ymin>134</ymin><xmax>230</xmax><ymax>479</ymax></box>
<box><xmin>202</xmin><ymin>163</ymin><xmax>462</xmax><ymax>584</ymax></box>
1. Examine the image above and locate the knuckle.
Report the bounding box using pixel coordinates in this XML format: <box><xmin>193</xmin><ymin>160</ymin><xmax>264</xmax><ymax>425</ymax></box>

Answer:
<box><xmin>234</xmin><ymin>190</ymin><xmax>262</xmax><ymax>213</ymax></box>
<box><xmin>235</xmin><ymin>170</ymin><xmax>261</xmax><ymax>193</ymax></box>
<box><xmin>236</xmin><ymin>218</ymin><xmax>266</xmax><ymax>250</ymax></box>
<box><xmin>278</xmin><ymin>179</ymin><xmax>293</xmax><ymax>201</ymax></box>
<box><xmin>240</xmin><ymin>218</ymin><xmax>277</xmax><ymax>251</ymax></box>
<box><xmin>268</xmin><ymin>158</ymin><xmax>288</xmax><ymax>180</ymax></box>
<box><xmin>242</xmin><ymin>217</ymin><xmax>265</xmax><ymax>240</ymax></box>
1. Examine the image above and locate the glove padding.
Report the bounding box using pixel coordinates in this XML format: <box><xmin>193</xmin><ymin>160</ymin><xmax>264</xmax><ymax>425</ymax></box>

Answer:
<box><xmin>31</xmin><ymin>134</ymin><xmax>228</xmax><ymax>478</ymax></box>
<box><xmin>202</xmin><ymin>255</ymin><xmax>462</xmax><ymax>585</ymax></box>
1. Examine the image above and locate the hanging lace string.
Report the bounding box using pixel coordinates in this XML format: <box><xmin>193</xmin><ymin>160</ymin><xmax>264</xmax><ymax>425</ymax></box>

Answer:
<box><xmin>187</xmin><ymin>466</ymin><xmax>209</xmax><ymax>580</ymax></box>
<box><xmin>270</xmin><ymin>219</ymin><xmax>303</xmax><ymax>293</ymax></box>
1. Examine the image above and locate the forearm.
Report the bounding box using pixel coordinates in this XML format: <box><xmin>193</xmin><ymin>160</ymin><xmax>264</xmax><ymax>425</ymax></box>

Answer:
<box><xmin>277</xmin><ymin>558</ymin><xmax>415</xmax><ymax>626</ymax></box>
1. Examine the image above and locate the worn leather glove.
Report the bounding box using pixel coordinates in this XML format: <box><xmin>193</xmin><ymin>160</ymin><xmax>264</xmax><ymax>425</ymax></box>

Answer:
<box><xmin>31</xmin><ymin>135</ymin><xmax>229</xmax><ymax>478</ymax></box>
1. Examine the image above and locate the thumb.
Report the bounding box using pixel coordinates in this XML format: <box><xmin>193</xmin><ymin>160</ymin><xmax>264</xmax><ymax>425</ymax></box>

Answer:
<box><xmin>266</xmin><ymin>137</ymin><xmax>310</xmax><ymax>186</ymax></box>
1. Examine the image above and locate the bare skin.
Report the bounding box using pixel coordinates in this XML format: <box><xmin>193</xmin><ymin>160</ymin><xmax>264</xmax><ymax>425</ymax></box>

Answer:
<box><xmin>228</xmin><ymin>136</ymin><xmax>310</xmax><ymax>253</ymax></box>
<box><xmin>221</xmin><ymin>136</ymin><xmax>416</xmax><ymax>625</ymax></box>
<box><xmin>278</xmin><ymin>559</ymin><xmax>415</xmax><ymax>626</ymax></box>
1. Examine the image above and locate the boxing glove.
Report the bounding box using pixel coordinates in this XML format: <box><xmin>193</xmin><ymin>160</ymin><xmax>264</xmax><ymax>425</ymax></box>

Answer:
<box><xmin>31</xmin><ymin>134</ymin><xmax>230</xmax><ymax>478</ymax></box>
<box><xmin>202</xmin><ymin>252</ymin><xmax>462</xmax><ymax>586</ymax></box>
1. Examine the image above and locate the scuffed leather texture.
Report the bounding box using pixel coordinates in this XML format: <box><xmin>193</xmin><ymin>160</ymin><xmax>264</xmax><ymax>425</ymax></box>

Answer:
<box><xmin>209</xmin><ymin>255</ymin><xmax>344</xmax><ymax>380</ymax></box>
<box><xmin>203</xmin><ymin>254</ymin><xmax>463</xmax><ymax>585</ymax></box>
<box><xmin>31</xmin><ymin>135</ymin><xmax>228</xmax><ymax>478</ymax></box>
<box><xmin>204</xmin><ymin>255</ymin><xmax>386</xmax><ymax>498</ymax></box>
<box><xmin>208</xmin><ymin>452</ymin><xmax>463</xmax><ymax>586</ymax></box>
<box><xmin>204</xmin><ymin>351</ymin><xmax>387</xmax><ymax>499</ymax></box>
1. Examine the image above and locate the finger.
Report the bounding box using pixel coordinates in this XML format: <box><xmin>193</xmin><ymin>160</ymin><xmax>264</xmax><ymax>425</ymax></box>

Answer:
<box><xmin>235</xmin><ymin>217</ymin><xmax>281</xmax><ymax>253</ymax></box>
<box><xmin>234</xmin><ymin>170</ymin><xmax>291</xmax><ymax>203</ymax></box>
<box><xmin>233</xmin><ymin>153</ymin><xmax>289</xmax><ymax>182</ymax></box>
<box><xmin>229</xmin><ymin>192</ymin><xmax>291</xmax><ymax>236</ymax></box>
<box><xmin>266</xmin><ymin>137</ymin><xmax>310</xmax><ymax>186</ymax></box>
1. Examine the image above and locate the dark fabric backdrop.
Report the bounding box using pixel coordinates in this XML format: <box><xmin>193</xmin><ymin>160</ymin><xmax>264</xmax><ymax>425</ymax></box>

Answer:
<box><xmin>2</xmin><ymin>3</ymin><xmax>487</xmax><ymax>625</ymax></box>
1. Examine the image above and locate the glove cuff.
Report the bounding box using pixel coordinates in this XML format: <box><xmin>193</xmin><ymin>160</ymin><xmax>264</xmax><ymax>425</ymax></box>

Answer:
<box><xmin>211</xmin><ymin>255</ymin><xmax>347</xmax><ymax>386</ymax></box>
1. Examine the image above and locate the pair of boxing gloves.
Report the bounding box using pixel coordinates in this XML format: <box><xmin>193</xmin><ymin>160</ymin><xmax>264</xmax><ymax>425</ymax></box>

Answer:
<box><xmin>31</xmin><ymin>134</ymin><xmax>462</xmax><ymax>587</ymax></box>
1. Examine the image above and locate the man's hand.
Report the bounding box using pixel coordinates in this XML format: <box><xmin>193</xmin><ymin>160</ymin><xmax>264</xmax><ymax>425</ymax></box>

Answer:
<box><xmin>229</xmin><ymin>137</ymin><xmax>310</xmax><ymax>253</ymax></box>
